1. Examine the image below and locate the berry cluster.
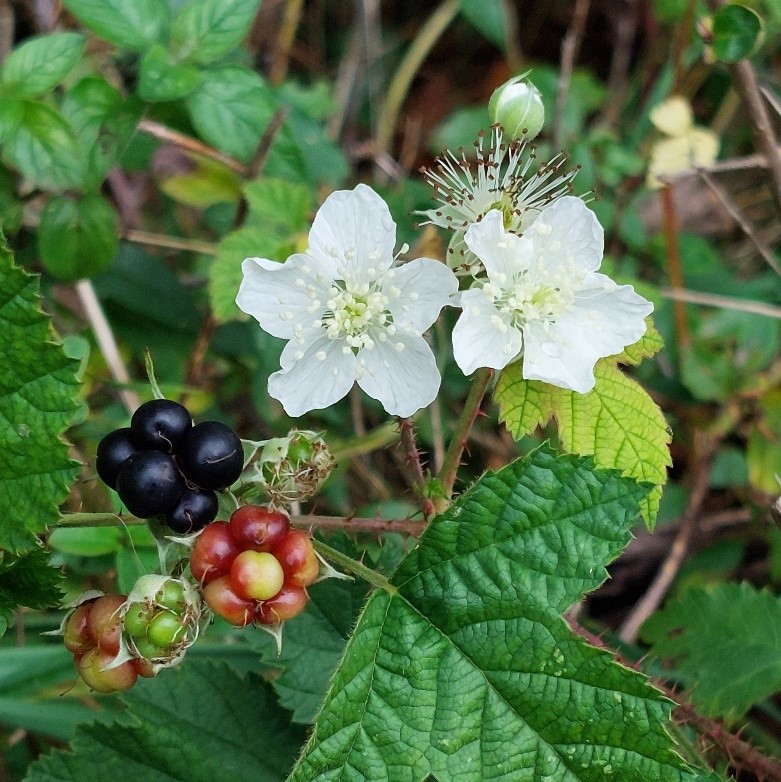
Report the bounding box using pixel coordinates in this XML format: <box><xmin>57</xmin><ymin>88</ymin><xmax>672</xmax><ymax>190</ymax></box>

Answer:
<box><xmin>191</xmin><ymin>505</ymin><xmax>318</xmax><ymax>627</ymax></box>
<box><xmin>96</xmin><ymin>399</ymin><xmax>244</xmax><ymax>533</ymax></box>
<box><xmin>63</xmin><ymin>594</ymin><xmax>147</xmax><ymax>694</ymax></box>
<box><xmin>123</xmin><ymin>578</ymin><xmax>193</xmax><ymax>664</ymax></box>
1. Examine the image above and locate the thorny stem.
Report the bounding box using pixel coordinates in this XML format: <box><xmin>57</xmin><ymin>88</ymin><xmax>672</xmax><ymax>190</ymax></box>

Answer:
<box><xmin>399</xmin><ymin>418</ymin><xmax>435</xmax><ymax>518</ymax></box>
<box><xmin>56</xmin><ymin>512</ymin><xmax>425</xmax><ymax>536</ymax></box>
<box><xmin>312</xmin><ymin>540</ymin><xmax>396</xmax><ymax>593</ymax></box>
<box><xmin>437</xmin><ymin>368</ymin><xmax>493</xmax><ymax>509</ymax></box>
<box><xmin>330</xmin><ymin>421</ymin><xmax>401</xmax><ymax>461</ymax></box>
<box><xmin>571</xmin><ymin>619</ymin><xmax>781</xmax><ymax>782</ymax></box>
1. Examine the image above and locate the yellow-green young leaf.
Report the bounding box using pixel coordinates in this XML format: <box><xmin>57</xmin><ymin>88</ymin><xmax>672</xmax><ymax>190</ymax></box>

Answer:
<box><xmin>613</xmin><ymin>317</ymin><xmax>664</xmax><ymax>366</ymax></box>
<box><xmin>0</xmin><ymin>243</ymin><xmax>80</xmax><ymax>553</ymax></box>
<box><xmin>746</xmin><ymin>390</ymin><xmax>781</xmax><ymax>494</ymax></box>
<box><xmin>495</xmin><ymin>364</ymin><xmax>556</xmax><ymax>438</ymax></box>
<box><xmin>497</xmin><ymin>361</ymin><xmax>670</xmax><ymax>526</ymax></box>
<box><xmin>160</xmin><ymin>154</ymin><xmax>242</xmax><ymax>208</ymax></box>
<box><xmin>555</xmin><ymin>362</ymin><xmax>671</xmax><ymax>525</ymax></box>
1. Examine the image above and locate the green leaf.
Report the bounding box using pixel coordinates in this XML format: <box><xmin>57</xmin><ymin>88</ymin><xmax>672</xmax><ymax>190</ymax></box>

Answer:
<box><xmin>495</xmin><ymin>326</ymin><xmax>671</xmax><ymax>527</ymax></box>
<box><xmin>0</xmin><ymin>98</ymin><xmax>23</xmax><ymax>144</ymax></box>
<box><xmin>641</xmin><ymin>582</ymin><xmax>781</xmax><ymax>719</ymax></box>
<box><xmin>26</xmin><ymin>661</ymin><xmax>305</xmax><ymax>782</ymax></box>
<box><xmin>61</xmin><ymin>76</ymin><xmax>144</xmax><ymax>188</ymax></box>
<box><xmin>0</xmin><ymin>33</ymin><xmax>85</xmax><ymax>97</ymax></box>
<box><xmin>2</xmin><ymin>101</ymin><xmax>81</xmax><ymax>190</ymax></box>
<box><xmin>47</xmin><ymin>527</ymin><xmax>123</xmax><ymax>557</ymax></box>
<box><xmin>458</xmin><ymin>0</ymin><xmax>508</xmax><ymax>48</ymax></box>
<box><xmin>210</xmin><ymin>226</ymin><xmax>288</xmax><ymax>322</ymax></box>
<box><xmin>138</xmin><ymin>44</ymin><xmax>202</xmax><ymax>102</ymax></box>
<box><xmin>0</xmin><ymin>645</ymin><xmax>96</xmax><ymax>741</ymax></box>
<box><xmin>61</xmin><ymin>0</ymin><xmax>170</xmax><ymax>51</ymax></box>
<box><xmin>0</xmin><ymin>245</ymin><xmax>80</xmax><ymax>553</ymax></box>
<box><xmin>251</xmin><ymin>579</ymin><xmax>369</xmax><ymax>724</ymax></box>
<box><xmin>0</xmin><ymin>549</ymin><xmax>62</xmax><ymax>633</ymax></box>
<box><xmin>172</xmin><ymin>0</ymin><xmax>261</xmax><ymax>65</ymax></box>
<box><xmin>289</xmin><ymin>448</ymin><xmax>694</xmax><ymax>782</ymax></box>
<box><xmin>711</xmin><ymin>4</ymin><xmax>763</xmax><ymax>62</ymax></box>
<box><xmin>185</xmin><ymin>66</ymin><xmax>278</xmax><ymax>162</ymax></box>
<box><xmin>38</xmin><ymin>194</ymin><xmax>119</xmax><ymax>281</ymax></box>
<box><xmin>243</xmin><ymin>178</ymin><xmax>312</xmax><ymax>235</ymax></box>
<box><xmin>210</xmin><ymin>179</ymin><xmax>311</xmax><ymax>322</ymax></box>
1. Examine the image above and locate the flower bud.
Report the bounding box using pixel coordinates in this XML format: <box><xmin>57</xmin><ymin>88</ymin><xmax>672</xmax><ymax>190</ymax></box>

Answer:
<box><xmin>488</xmin><ymin>74</ymin><xmax>545</xmax><ymax>141</ymax></box>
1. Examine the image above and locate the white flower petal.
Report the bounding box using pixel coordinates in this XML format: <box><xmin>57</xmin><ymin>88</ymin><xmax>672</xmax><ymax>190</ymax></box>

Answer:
<box><xmin>521</xmin><ymin>276</ymin><xmax>653</xmax><ymax>393</ymax></box>
<box><xmin>452</xmin><ymin>289</ymin><xmax>523</xmax><ymax>375</ymax></box>
<box><xmin>385</xmin><ymin>257</ymin><xmax>458</xmax><ymax>332</ymax></box>
<box><xmin>308</xmin><ymin>184</ymin><xmax>396</xmax><ymax>281</ymax></box>
<box><xmin>268</xmin><ymin>337</ymin><xmax>356</xmax><ymax>417</ymax></box>
<box><xmin>524</xmin><ymin>196</ymin><xmax>604</xmax><ymax>276</ymax></box>
<box><xmin>236</xmin><ymin>255</ymin><xmax>332</xmax><ymax>339</ymax></box>
<box><xmin>464</xmin><ymin>210</ymin><xmax>534</xmax><ymax>281</ymax></box>
<box><xmin>356</xmin><ymin>333</ymin><xmax>441</xmax><ymax>417</ymax></box>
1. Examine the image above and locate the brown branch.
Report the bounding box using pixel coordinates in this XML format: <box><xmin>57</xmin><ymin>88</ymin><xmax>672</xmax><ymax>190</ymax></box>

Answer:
<box><xmin>698</xmin><ymin>169</ymin><xmax>781</xmax><ymax>277</ymax></box>
<box><xmin>124</xmin><ymin>229</ymin><xmax>217</xmax><ymax>256</ymax></box>
<box><xmin>598</xmin><ymin>0</ymin><xmax>639</xmax><ymax>128</ymax></box>
<box><xmin>292</xmin><ymin>514</ymin><xmax>425</xmax><ymax>537</ymax></box>
<box><xmin>137</xmin><ymin>120</ymin><xmax>249</xmax><ymax>176</ymax></box>
<box><xmin>660</xmin><ymin>287</ymin><xmax>781</xmax><ymax>319</ymax></box>
<box><xmin>437</xmin><ymin>368</ymin><xmax>493</xmax><ymax>506</ymax></box>
<box><xmin>552</xmin><ymin>0</ymin><xmax>590</xmax><ymax>150</ymax></box>
<box><xmin>661</xmin><ymin>184</ymin><xmax>691</xmax><ymax>349</ymax></box>
<box><xmin>618</xmin><ymin>434</ymin><xmax>717</xmax><ymax>643</ymax></box>
<box><xmin>729</xmin><ymin>59</ymin><xmax>781</xmax><ymax>220</ymax></box>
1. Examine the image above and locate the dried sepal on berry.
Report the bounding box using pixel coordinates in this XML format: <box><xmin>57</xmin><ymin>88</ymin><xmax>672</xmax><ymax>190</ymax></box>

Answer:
<box><xmin>240</xmin><ymin>431</ymin><xmax>335</xmax><ymax>507</ymax></box>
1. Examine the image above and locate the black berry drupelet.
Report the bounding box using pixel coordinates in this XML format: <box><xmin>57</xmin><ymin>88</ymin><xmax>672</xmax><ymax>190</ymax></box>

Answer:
<box><xmin>165</xmin><ymin>486</ymin><xmax>218</xmax><ymax>534</ymax></box>
<box><xmin>96</xmin><ymin>428</ymin><xmax>140</xmax><ymax>490</ymax></box>
<box><xmin>177</xmin><ymin>421</ymin><xmax>243</xmax><ymax>490</ymax></box>
<box><xmin>131</xmin><ymin>399</ymin><xmax>192</xmax><ymax>452</ymax></box>
<box><xmin>117</xmin><ymin>451</ymin><xmax>185</xmax><ymax>518</ymax></box>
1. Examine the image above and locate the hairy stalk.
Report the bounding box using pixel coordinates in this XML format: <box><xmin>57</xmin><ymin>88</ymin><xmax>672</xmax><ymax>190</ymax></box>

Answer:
<box><xmin>330</xmin><ymin>421</ymin><xmax>401</xmax><ymax>460</ymax></box>
<box><xmin>312</xmin><ymin>540</ymin><xmax>396</xmax><ymax>593</ymax></box>
<box><xmin>437</xmin><ymin>368</ymin><xmax>493</xmax><ymax>508</ymax></box>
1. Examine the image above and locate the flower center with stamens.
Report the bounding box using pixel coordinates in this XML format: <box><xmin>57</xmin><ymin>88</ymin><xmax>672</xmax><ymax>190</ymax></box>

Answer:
<box><xmin>482</xmin><ymin>272</ymin><xmax>575</xmax><ymax>330</ymax></box>
<box><xmin>321</xmin><ymin>281</ymin><xmax>392</xmax><ymax>351</ymax></box>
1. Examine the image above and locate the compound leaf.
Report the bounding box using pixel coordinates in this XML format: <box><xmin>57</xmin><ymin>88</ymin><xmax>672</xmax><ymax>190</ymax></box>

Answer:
<box><xmin>25</xmin><ymin>661</ymin><xmax>305</xmax><ymax>782</ymax></box>
<box><xmin>0</xmin><ymin>244</ymin><xmax>80</xmax><ymax>554</ymax></box>
<box><xmin>288</xmin><ymin>447</ymin><xmax>695</xmax><ymax>782</ymax></box>
<box><xmin>641</xmin><ymin>582</ymin><xmax>781</xmax><ymax>719</ymax></box>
